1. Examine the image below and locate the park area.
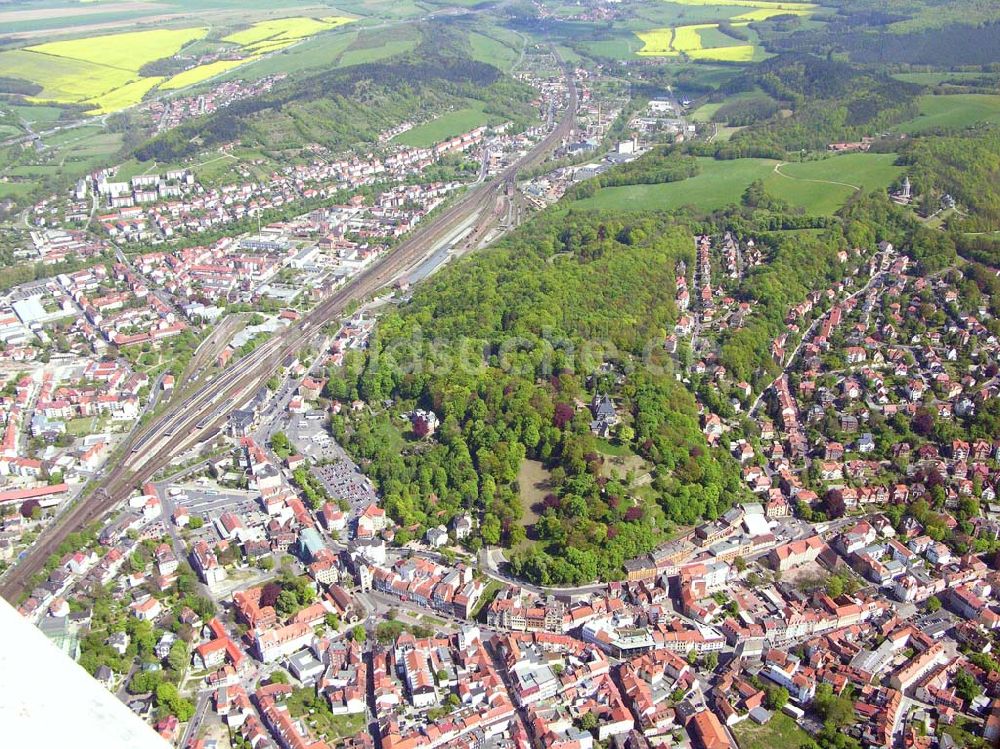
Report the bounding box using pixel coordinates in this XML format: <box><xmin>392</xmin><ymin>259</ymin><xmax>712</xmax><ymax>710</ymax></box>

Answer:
<box><xmin>570</xmin><ymin>153</ymin><xmax>902</xmax><ymax>215</ymax></box>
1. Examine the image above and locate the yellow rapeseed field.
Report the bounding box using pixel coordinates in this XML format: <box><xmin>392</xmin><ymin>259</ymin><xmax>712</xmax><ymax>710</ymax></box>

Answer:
<box><xmin>665</xmin><ymin>0</ymin><xmax>814</xmax><ymax>7</ymax></box>
<box><xmin>688</xmin><ymin>45</ymin><xmax>756</xmax><ymax>61</ymax></box>
<box><xmin>3</xmin><ymin>15</ymin><xmax>353</xmax><ymax>114</ymax></box>
<box><xmin>732</xmin><ymin>7</ymin><xmax>813</xmax><ymax>21</ymax></box>
<box><xmin>672</xmin><ymin>23</ymin><xmax>714</xmax><ymax>52</ymax></box>
<box><xmin>26</xmin><ymin>27</ymin><xmax>207</xmax><ymax>72</ymax></box>
<box><xmin>84</xmin><ymin>76</ymin><xmax>164</xmax><ymax>114</ymax></box>
<box><xmin>0</xmin><ymin>49</ymin><xmax>130</xmax><ymax>103</ymax></box>
<box><xmin>223</xmin><ymin>16</ymin><xmax>354</xmax><ymax>50</ymax></box>
<box><xmin>160</xmin><ymin>58</ymin><xmax>255</xmax><ymax>90</ymax></box>
<box><xmin>638</xmin><ymin>21</ymin><xmax>762</xmax><ymax>59</ymax></box>
<box><xmin>636</xmin><ymin>28</ymin><xmax>678</xmax><ymax>56</ymax></box>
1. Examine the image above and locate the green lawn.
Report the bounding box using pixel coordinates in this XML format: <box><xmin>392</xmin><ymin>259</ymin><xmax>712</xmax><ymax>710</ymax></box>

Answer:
<box><xmin>11</xmin><ymin>105</ymin><xmax>66</xmax><ymax>124</ymax></box>
<box><xmin>393</xmin><ymin>103</ymin><xmax>489</xmax><ymax>148</ymax></box>
<box><xmin>0</xmin><ymin>181</ymin><xmax>34</xmax><ymax>199</ymax></box>
<box><xmin>219</xmin><ymin>30</ymin><xmax>361</xmax><ymax>79</ymax></box>
<box><xmin>469</xmin><ymin>30</ymin><xmax>522</xmax><ymax>71</ymax></box>
<box><xmin>338</xmin><ymin>29</ymin><xmax>419</xmax><ymax>67</ymax></box>
<box><xmin>570</xmin><ymin>153</ymin><xmax>902</xmax><ymax>215</ymax></box>
<box><xmin>689</xmin><ymin>101</ymin><xmax>724</xmax><ymax>122</ymax></box>
<box><xmin>891</xmin><ymin>71</ymin><xmax>991</xmax><ymax>85</ymax></box>
<box><xmin>596</xmin><ymin>437</ymin><xmax>633</xmax><ymax>457</ymax></box>
<box><xmin>895</xmin><ymin>94</ymin><xmax>1000</xmax><ymax>133</ymax></box>
<box><xmin>571</xmin><ymin>157</ymin><xmax>778</xmax><ymax>212</ymax></box>
<box><xmin>66</xmin><ymin>417</ymin><xmax>98</xmax><ymax>436</ymax></box>
<box><xmin>732</xmin><ymin>712</ymin><xmax>811</xmax><ymax>749</ymax></box>
<box><xmin>766</xmin><ymin>153</ymin><xmax>903</xmax><ymax>214</ymax></box>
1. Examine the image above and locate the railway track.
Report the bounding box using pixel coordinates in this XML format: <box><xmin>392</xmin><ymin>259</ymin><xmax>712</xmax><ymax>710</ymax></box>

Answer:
<box><xmin>0</xmin><ymin>63</ymin><xmax>577</xmax><ymax>604</ymax></box>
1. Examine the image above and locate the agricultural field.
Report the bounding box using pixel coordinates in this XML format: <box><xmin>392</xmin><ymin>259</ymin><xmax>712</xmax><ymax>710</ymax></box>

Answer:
<box><xmin>891</xmin><ymin>71</ymin><xmax>992</xmax><ymax>85</ymax></box>
<box><xmin>894</xmin><ymin>94</ymin><xmax>1000</xmax><ymax>133</ymax></box>
<box><xmin>0</xmin><ymin>27</ymin><xmax>206</xmax><ymax>113</ymax></box>
<box><xmin>160</xmin><ymin>58</ymin><xmax>253</xmax><ymax>90</ymax></box>
<box><xmin>0</xmin><ymin>15</ymin><xmax>357</xmax><ymax>115</ymax></box>
<box><xmin>0</xmin><ymin>49</ymin><xmax>134</xmax><ymax>104</ymax></box>
<box><xmin>83</xmin><ymin>76</ymin><xmax>165</xmax><ymax>115</ymax></box>
<box><xmin>468</xmin><ymin>29</ymin><xmax>524</xmax><ymax>71</ymax></box>
<box><xmin>636</xmin><ymin>21</ymin><xmax>763</xmax><ymax>60</ymax></box>
<box><xmin>637</xmin><ymin>22</ymin><xmax>756</xmax><ymax>60</ymax></box>
<box><xmin>25</xmin><ymin>27</ymin><xmax>206</xmax><ymax>71</ymax></box>
<box><xmin>222</xmin><ymin>16</ymin><xmax>354</xmax><ymax>54</ymax></box>
<box><xmin>634</xmin><ymin>0</ymin><xmax>814</xmax><ymax>60</ymax></box>
<box><xmin>393</xmin><ymin>102</ymin><xmax>490</xmax><ymax>148</ymax></box>
<box><xmin>217</xmin><ymin>28</ymin><xmax>361</xmax><ymax>79</ymax></box>
<box><xmin>569</xmin><ymin>153</ymin><xmax>902</xmax><ymax>215</ymax></box>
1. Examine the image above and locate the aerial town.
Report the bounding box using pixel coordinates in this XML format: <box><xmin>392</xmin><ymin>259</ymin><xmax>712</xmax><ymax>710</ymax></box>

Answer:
<box><xmin>2</xmin><ymin>3</ymin><xmax>1000</xmax><ymax>749</ymax></box>
<box><xmin>5</xmin><ymin>214</ymin><xmax>1000</xmax><ymax>749</ymax></box>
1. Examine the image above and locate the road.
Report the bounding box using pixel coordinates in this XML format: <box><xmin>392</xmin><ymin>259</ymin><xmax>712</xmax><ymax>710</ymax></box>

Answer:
<box><xmin>0</xmin><ymin>57</ymin><xmax>578</xmax><ymax>604</ymax></box>
<box><xmin>179</xmin><ymin>689</ymin><xmax>212</xmax><ymax>749</ymax></box>
<box><xmin>747</xmin><ymin>248</ymin><xmax>894</xmax><ymax>418</ymax></box>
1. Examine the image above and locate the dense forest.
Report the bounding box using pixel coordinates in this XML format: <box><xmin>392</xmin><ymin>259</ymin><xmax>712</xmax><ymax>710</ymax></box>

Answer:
<box><xmin>135</xmin><ymin>49</ymin><xmax>535</xmax><ymax>162</ymax></box>
<box><xmin>327</xmin><ymin>212</ymin><xmax>747</xmax><ymax>584</ymax></box>
<box><xmin>715</xmin><ymin>55</ymin><xmax>920</xmax><ymax>155</ymax></box>
<box><xmin>765</xmin><ymin>20</ymin><xmax>1000</xmax><ymax>67</ymax></box>
<box><xmin>902</xmin><ymin>130</ymin><xmax>1000</xmax><ymax>233</ymax></box>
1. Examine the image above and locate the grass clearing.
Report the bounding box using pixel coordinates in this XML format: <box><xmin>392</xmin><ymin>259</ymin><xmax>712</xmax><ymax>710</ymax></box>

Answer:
<box><xmin>689</xmin><ymin>101</ymin><xmax>724</xmax><ymax>122</ymax></box>
<box><xmin>338</xmin><ymin>37</ymin><xmax>417</xmax><ymax>66</ymax></box>
<box><xmin>516</xmin><ymin>459</ymin><xmax>551</xmax><ymax>543</ymax></box>
<box><xmin>10</xmin><ymin>105</ymin><xmax>64</xmax><ymax>123</ymax></box>
<box><xmin>732</xmin><ymin>712</ymin><xmax>812</xmax><ymax>749</ymax></box>
<box><xmin>570</xmin><ymin>153</ymin><xmax>901</xmax><ymax>215</ymax></box>
<box><xmin>469</xmin><ymin>30</ymin><xmax>521</xmax><ymax>71</ymax></box>
<box><xmin>393</xmin><ymin>102</ymin><xmax>489</xmax><ymax>147</ymax></box>
<box><xmin>767</xmin><ymin>153</ymin><xmax>902</xmax><ymax>213</ymax></box>
<box><xmin>894</xmin><ymin>94</ymin><xmax>1000</xmax><ymax>133</ymax></box>
<box><xmin>572</xmin><ymin>157</ymin><xmax>777</xmax><ymax>211</ymax></box>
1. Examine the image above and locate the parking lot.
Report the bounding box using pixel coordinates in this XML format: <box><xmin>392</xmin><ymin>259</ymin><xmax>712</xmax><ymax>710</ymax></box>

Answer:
<box><xmin>311</xmin><ymin>460</ymin><xmax>378</xmax><ymax>512</ymax></box>
<box><xmin>284</xmin><ymin>412</ymin><xmax>341</xmax><ymax>461</ymax></box>
<box><xmin>165</xmin><ymin>481</ymin><xmax>266</xmax><ymax>527</ymax></box>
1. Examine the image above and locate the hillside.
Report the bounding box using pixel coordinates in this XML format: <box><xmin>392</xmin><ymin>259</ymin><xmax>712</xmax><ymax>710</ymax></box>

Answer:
<box><xmin>135</xmin><ymin>49</ymin><xmax>535</xmax><ymax>162</ymax></box>
<box><xmin>326</xmin><ymin>211</ymin><xmax>748</xmax><ymax>584</ymax></box>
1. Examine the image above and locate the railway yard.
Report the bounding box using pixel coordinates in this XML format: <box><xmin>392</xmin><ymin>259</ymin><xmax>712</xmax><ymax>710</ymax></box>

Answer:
<box><xmin>0</xmin><ymin>60</ymin><xmax>578</xmax><ymax>603</ymax></box>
